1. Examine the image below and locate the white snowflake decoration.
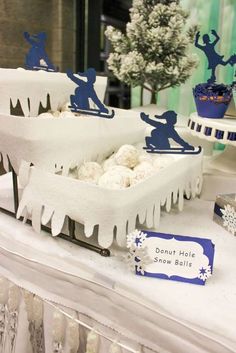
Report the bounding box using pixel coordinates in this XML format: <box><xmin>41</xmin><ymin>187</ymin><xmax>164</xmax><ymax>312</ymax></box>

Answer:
<box><xmin>197</xmin><ymin>265</ymin><xmax>212</xmax><ymax>281</ymax></box>
<box><xmin>126</xmin><ymin>244</ymin><xmax>152</xmax><ymax>275</ymax></box>
<box><xmin>221</xmin><ymin>204</ymin><xmax>236</xmax><ymax>236</ymax></box>
<box><xmin>126</xmin><ymin>230</ymin><xmax>147</xmax><ymax>248</ymax></box>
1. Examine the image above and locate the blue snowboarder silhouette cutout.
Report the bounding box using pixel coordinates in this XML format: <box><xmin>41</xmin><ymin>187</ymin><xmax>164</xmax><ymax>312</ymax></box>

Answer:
<box><xmin>67</xmin><ymin>68</ymin><xmax>115</xmax><ymax>118</ymax></box>
<box><xmin>140</xmin><ymin>111</ymin><xmax>201</xmax><ymax>155</ymax></box>
<box><xmin>195</xmin><ymin>30</ymin><xmax>236</xmax><ymax>83</ymax></box>
<box><xmin>24</xmin><ymin>31</ymin><xmax>57</xmax><ymax>72</ymax></box>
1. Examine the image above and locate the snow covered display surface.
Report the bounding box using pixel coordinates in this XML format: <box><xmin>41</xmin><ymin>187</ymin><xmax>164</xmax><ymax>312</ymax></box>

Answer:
<box><xmin>17</xmin><ymin>152</ymin><xmax>203</xmax><ymax>248</ymax></box>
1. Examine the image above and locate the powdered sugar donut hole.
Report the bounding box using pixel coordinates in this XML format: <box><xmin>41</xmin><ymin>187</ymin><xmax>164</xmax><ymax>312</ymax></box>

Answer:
<box><xmin>102</xmin><ymin>154</ymin><xmax>117</xmax><ymax>171</ymax></box>
<box><xmin>115</xmin><ymin>145</ymin><xmax>139</xmax><ymax>168</ymax></box>
<box><xmin>98</xmin><ymin>169</ymin><xmax>131</xmax><ymax>190</ymax></box>
<box><xmin>108</xmin><ymin>165</ymin><xmax>134</xmax><ymax>178</ymax></box>
<box><xmin>130</xmin><ymin>161</ymin><xmax>155</xmax><ymax>186</ymax></box>
<box><xmin>78</xmin><ymin>162</ymin><xmax>103</xmax><ymax>184</ymax></box>
<box><xmin>51</xmin><ymin>110</ymin><xmax>61</xmax><ymax>118</ymax></box>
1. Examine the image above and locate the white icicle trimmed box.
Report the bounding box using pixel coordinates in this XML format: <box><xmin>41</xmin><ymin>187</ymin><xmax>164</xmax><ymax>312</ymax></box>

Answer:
<box><xmin>0</xmin><ymin>69</ymin><xmax>145</xmax><ymax>173</ymax></box>
<box><xmin>17</xmin><ymin>154</ymin><xmax>203</xmax><ymax>248</ymax></box>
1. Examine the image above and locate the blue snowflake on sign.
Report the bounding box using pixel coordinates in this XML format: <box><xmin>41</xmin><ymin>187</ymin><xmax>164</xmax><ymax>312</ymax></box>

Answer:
<box><xmin>197</xmin><ymin>265</ymin><xmax>212</xmax><ymax>281</ymax></box>
<box><xmin>127</xmin><ymin>230</ymin><xmax>147</xmax><ymax>248</ymax></box>
<box><xmin>126</xmin><ymin>230</ymin><xmax>151</xmax><ymax>275</ymax></box>
<box><xmin>126</xmin><ymin>244</ymin><xmax>152</xmax><ymax>275</ymax></box>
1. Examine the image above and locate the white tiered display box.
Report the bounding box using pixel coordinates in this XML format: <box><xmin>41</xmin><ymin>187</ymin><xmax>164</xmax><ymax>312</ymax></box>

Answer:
<box><xmin>16</xmin><ymin>154</ymin><xmax>203</xmax><ymax>248</ymax></box>
<box><xmin>0</xmin><ymin>69</ymin><xmax>203</xmax><ymax>250</ymax></box>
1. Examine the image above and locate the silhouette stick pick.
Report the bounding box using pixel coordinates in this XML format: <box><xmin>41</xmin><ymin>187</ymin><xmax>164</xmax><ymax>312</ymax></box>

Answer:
<box><xmin>24</xmin><ymin>32</ymin><xmax>58</xmax><ymax>72</ymax></box>
<box><xmin>195</xmin><ymin>30</ymin><xmax>236</xmax><ymax>84</ymax></box>
<box><xmin>67</xmin><ymin>68</ymin><xmax>115</xmax><ymax>118</ymax></box>
<box><xmin>141</xmin><ymin>110</ymin><xmax>201</xmax><ymax>155</ymax></box>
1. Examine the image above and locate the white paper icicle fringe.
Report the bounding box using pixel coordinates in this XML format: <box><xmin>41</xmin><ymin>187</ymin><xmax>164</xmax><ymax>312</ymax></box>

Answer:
<box><xmin>52</xmin><ymin>311</ymin><xmax>65</xmax><ymax>353</ymax></box>
<box><xmin>0</xmin><ymin>278</ymin><xmax>142</xmax><ymax>353</ymax></box>
<box><xmin>0</xmin><ymin>278</ymin><xmax>9</xmax><ymax>353</ymax></box>
<box><xmin>32</xmin><ymin>296</ymin><xmax>45</xmax><ymax>353</ymax></box>
<box><xmin>24</xmin><ymin>292</ymin><xmax>45</xmax><ymax>353</ymax></box>
<box><xmin>4</xmin><ymin>286</ymin><xmax>20</xmax><ymax>353</ymax></box>
<box><xmin>86</xmin><ymin>330</ymin><xmax>99</xmax><ymax>353</ymax></box>
<box><xmin>33</xmin><ymin>296</ymin><xmax>43</xmax><ymax>329</ymax></box>
<box><xmin>67</xmin><ymin>318</ymin><xmax>80</xmax><ymax>353</ymax></box>
<box><xmin>8</xmin><ymin>287</ymin><xmax>20</xmax><ymax>313</ymax></box>
<box><xmin>23</xmin><ymin>290</ymin><xmax>35</xmax><ymax>352</ymax></box>
<box><xmin>23</xmin><ymin>290</ymin><xmax>34</xmax><ymax>322</ymax></box>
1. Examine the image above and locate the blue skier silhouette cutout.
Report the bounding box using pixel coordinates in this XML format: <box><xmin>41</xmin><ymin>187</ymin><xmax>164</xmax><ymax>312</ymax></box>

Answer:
<box><xmin>67</xmin><ymin>68</ymin><xmax>115</xmax><ymax>118</ymax></box>
<box><xmin>24</xmin><ymin>32</ymin><xmax>58</xmax><ymax>72</ymax></box>
<box><xmin>141</xmin><ymin>111</ymin><xmax>201</xmax><ymax>155</ymax></box>
<box><xmin>195</xmin><ymin>30</ymin><xmax>236</xmax><ymax>83</ymax></box>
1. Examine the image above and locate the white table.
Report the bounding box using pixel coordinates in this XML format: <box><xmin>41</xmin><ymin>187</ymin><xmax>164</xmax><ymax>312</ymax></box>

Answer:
<box><xmin>0</xmin><ymin>175</ymin><xmax>235</xmax><ymax>353</ymax></box>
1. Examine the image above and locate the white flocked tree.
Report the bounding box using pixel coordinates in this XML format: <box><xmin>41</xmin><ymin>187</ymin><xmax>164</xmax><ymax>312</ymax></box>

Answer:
<box><xmin>105</xmin><ymin>0</ymin><xmax>199</xmax><ymax>104</ymax></box>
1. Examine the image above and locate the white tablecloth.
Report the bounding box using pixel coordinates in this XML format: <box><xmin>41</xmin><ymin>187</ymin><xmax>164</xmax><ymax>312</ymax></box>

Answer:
<box><xmin>0</xmin><ymin>182</ymin><xmax>235</xmax><ymax>352</ymax></box>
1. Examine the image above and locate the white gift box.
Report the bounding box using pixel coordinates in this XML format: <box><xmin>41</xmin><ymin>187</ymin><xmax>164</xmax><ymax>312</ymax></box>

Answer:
<box><xmin>17</xmin><ymin>153</ymin><xmax>203</xmax><ymax>248</ymax></box>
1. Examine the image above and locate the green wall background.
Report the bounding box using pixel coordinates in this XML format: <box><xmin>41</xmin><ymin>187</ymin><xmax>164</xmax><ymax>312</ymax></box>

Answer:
<box><xmin>131</xmin><ymin>0</ymin><xmax>236</xmax><ymax>116</ymax></box>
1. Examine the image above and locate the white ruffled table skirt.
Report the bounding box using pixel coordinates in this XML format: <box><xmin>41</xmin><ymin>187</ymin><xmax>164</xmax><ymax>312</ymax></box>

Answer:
<box><xmin>0</xmin><ymin>197</ymin><xmax>236</xmax><ymax>353</ymax></box>
<box><xmin>0</xmin><ymin>277</ymin><xmax>139</xmax><ymax>353</ymax></box>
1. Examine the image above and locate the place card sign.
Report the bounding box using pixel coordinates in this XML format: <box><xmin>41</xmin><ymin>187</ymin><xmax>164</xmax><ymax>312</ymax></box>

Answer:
<box><xmin>127</xmin><ymin>230</ymin><xmax>215</xmax><ymax>285</ymax></box>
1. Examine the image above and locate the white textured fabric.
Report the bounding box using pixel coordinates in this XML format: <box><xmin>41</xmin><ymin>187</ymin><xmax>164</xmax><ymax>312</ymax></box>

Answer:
<box><xmin>16</xmin><ymin>153</ymin><xmax>202</xmax><ymax>247</ymax></box>
<box><xmin>0</xmin><ymin>192</ymin><xmax>235</xmax><ymax>353</ymax></box>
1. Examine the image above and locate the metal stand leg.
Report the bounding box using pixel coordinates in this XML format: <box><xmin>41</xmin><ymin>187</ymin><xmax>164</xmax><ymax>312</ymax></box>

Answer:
<box><xmin>68</xmin><ymin>218</ymin><xmax>76</xmax><ymax>239</ymax></box>
<box><xmin>9</xmin><ymin>161</ymin><xmax>19</xmax><ymax>216</ymax></box>
<box><xmin>64</xmin><ymin>217</ymin><xmax>110</xmax><ymax>257</ymax></box>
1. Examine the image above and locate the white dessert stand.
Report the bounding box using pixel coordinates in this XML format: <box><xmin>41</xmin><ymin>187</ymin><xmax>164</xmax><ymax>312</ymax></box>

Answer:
<box><xmin>188</xmin><ymin>113</ymin><xmax>236</xmax><ymax>175</ymax></box>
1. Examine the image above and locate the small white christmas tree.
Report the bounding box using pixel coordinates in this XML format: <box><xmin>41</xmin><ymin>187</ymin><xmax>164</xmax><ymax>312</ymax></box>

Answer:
<box><xmin>105</xmin><ymin>0</ymin><xmax>198</xmax><ymax>104</ymax></box>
